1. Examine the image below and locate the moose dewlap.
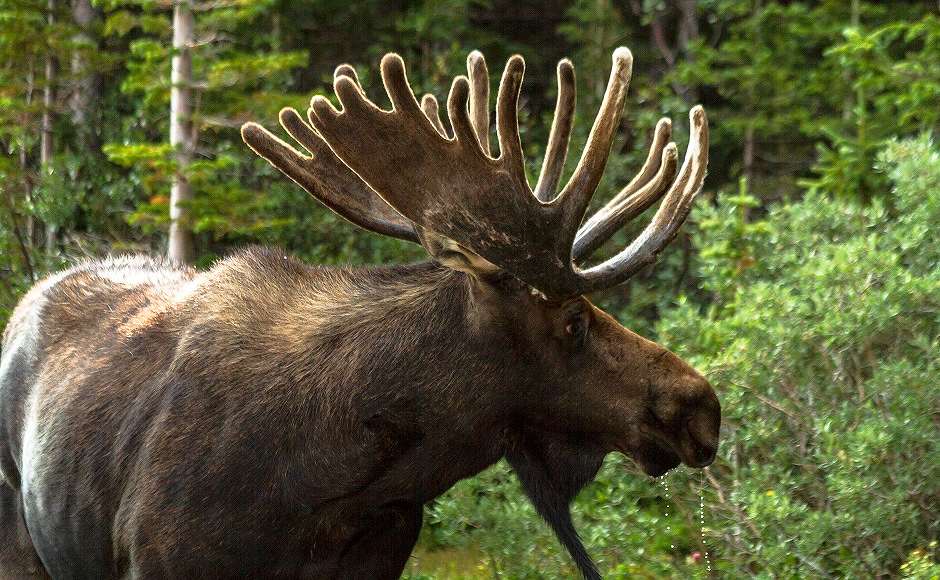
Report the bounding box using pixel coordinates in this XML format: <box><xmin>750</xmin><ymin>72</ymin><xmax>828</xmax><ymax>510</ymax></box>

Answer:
<box><xmin>0</xmin><ymin>48</ymin><xmax>719</xmax><ymax>579</ymax></box>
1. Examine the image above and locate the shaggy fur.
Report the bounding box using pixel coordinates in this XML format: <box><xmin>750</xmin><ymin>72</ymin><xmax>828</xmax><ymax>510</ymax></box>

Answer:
<box><xmin>0</xmin><ymin>248</ymin><xmax>719</xmax><ymax>579</ymax></box>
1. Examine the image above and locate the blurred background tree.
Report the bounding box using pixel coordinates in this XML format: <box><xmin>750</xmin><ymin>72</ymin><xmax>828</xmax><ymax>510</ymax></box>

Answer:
<box><xmin>1</xmin><ymin>0</ymin><xmax>937</xmax><ymax>577</ymax></box>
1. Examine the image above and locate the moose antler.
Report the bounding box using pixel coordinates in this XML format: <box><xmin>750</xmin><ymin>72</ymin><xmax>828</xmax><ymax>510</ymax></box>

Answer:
<box><xmin>241</xmin><ymin>48</ymin><xmax>707</xmax><ymax>298</ymax></box>
<box><xmin>301</xmin><ymin>48</ymin><xmax>707</xmax><ymax>298</ymax></box>
<box><xmin>241</xmin><ymin>66</ymin><xmax>419</xmax><ymax>243</ymax></box>
<box><xmin>534</xmin><ymin>57</ymin><xmax>576</xmax><ymax>202</ymax></box>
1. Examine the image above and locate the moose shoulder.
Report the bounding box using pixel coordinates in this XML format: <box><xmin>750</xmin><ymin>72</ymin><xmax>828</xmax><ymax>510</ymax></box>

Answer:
<box><xmin>0</xmin><ymin>48</ymin><xmax>719</xmax><ymax>579</ymax></box>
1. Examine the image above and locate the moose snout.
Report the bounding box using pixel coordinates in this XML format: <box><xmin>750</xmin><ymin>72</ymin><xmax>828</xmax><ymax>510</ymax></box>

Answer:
<box><xmin>682</xmin><ymin>381</ymin><xmax>721</xmax><ymax>468</ymax></box>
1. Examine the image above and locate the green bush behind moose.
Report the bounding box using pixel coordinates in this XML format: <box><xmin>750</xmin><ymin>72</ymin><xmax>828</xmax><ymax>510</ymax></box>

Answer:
<box><xmin>1</xmin><ymin>0</ymin><xmax>938</xmax><ymax>577</ymax></box>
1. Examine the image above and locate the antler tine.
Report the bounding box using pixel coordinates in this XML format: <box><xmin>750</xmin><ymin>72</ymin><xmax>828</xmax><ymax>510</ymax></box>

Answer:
<box><xmin>554</xmin><ymin>48</ymin><xmax>633</xmax><ymax>235</ymax></box>
<box><xmin>379</xmin><ymin>54</ymin><xmax>425</xmax><ymax>118</ymax></box>
<box><xmin>534</xmin><ymin>58</ymin><xmax>576</xmax><ymax>202</ymax></box>
<box><xmin>240</xmin><ymin>109</ymin><xmax>418</xmax><ymax>243</ymax></box>
<box><xmin>279</xmin><ymin>107</ymin><xmax>325</xmax><ymax>156</ymax></box>
<box><xmin>572</xmin><ymin>118</ymin><xmax>675</xmax><ymax>261</ymax></box>
<box><xmin>421</xmin><ymin>93</ymin><xmax>449</xmax><ymax>138</ymax></box>
<box><xmin>448</xmin><ymin>75</ymin><xmax>486</xmax><ymax>149</ymax></box>
<box><xmin>467</xmin><ymin>51</ymin><xmax>491</xmax><ymax>155</ymax></box>
<box><xmin>495</xmin><ymin>55</ymin><xmax>529</xmax><ymax>187</ymax></box>
<box><xmin>577</xmin><ymin>106</ymin><xmax>708</xmax><ymax>292</ymax></box>
<box><xmin>326</xmin><ymin>63</ymin><xmax>368</xmax><ymax>126</ymax></box>
<box><xmin>334</xmin><ymin>63</ymin><xmax>359</xmax><ymax>85</ymax></box>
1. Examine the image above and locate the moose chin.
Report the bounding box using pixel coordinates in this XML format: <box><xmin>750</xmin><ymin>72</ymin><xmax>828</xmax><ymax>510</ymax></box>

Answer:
<box><xmin>0</xmin><ymin>47</ymin><xmax>719</xmax><ymax>579</ymax></box>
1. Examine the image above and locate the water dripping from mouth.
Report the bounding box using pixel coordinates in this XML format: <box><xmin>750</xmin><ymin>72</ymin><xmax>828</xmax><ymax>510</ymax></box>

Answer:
<box><xmin>659</xmin><ymin>475</ymin><xmax>675</xmax><ymax>551</ymax></box>
<box><xmin>700</xmin><ymin>470</ymin><xmax>712</xmax><ymax>575</ymax></box>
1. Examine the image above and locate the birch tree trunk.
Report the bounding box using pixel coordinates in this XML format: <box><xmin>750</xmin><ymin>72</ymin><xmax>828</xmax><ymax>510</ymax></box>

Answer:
<box><xmin>42</xmin><ymin>0</ymin><xmax>56</xmax><ymax>255</ymax></box>
<box><xmin>168</xmin><ymin>0</ymin><xmax>194</xmax><ymax>264</ymax></box>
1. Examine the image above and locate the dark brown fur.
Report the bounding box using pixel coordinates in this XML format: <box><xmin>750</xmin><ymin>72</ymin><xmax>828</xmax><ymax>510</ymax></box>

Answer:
<box><xmin>0</xmin><ymin>248</ymin><xmax>718</xmax><ymax>579</ymax></box>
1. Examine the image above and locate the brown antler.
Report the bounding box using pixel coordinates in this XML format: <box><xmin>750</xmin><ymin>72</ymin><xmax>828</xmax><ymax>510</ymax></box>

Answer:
<box><xmin>241</xmin><ymin>65</ymin><xmax>419</xmax><ymax>243</ymax></box>
<box><xmin>534</xmin><ymin>58</ymin><xmax>576</xmax><ymax>202</ymax></box>
<box><xmin>256</xmin><ymin>48</ymin><xmax>707</xmax><ymax>298</ymax></box>
<box><xmin>466</xmin><ymin>51</ymin><xmax>491</xmax><ymax>154</ymax></box>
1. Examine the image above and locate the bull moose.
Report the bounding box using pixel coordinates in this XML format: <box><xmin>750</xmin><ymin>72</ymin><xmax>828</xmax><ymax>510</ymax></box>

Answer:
<box><xmin>0</xmin><ymin>48</ymin><xmax>720</xmax><ymax>579</ymax></box>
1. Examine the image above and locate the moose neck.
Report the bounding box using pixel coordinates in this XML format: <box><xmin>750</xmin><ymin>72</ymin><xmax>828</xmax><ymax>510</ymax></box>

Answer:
<box><xmin>230</xmin><ymin>258</ymin><xmax>522</xmax><ymax>503</ymax></box>
<box><xmin>287</xmin><ymin>259</ymin><xmax>607</xmax><ymax>577</ymax></box>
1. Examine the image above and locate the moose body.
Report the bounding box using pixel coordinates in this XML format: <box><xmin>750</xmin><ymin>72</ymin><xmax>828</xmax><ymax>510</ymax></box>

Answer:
<box><xmin>1</xmin><ymin>47</ymin><xmax>720</xmax><ymax>578</ymax></box>
<box><xmin>0</xmin><ymin>252</ymin><xmax>707</xmax><ymax>578</ymax></box>
<box><xmin>0</xmin><ymin>253</ymin><xmax>517</xmax><ymax>577</ymax></box>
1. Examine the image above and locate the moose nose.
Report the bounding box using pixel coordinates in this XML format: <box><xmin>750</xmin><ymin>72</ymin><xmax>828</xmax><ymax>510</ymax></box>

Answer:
<box><xmin>687</xmin><ymin>433</ymin><xmax>717</xmax><ymax>467</ymax></box>
<box><xmin>684</xmin><ymin>383</ymin><xmax>721</xmax><ymax>467</ymax></box>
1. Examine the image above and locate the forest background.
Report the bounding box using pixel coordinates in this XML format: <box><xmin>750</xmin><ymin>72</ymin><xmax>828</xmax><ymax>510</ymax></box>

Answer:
<box><xmin>1</xmin><ymin>0</ymin><xmax>938</xmax><ymax>577</ymax></box>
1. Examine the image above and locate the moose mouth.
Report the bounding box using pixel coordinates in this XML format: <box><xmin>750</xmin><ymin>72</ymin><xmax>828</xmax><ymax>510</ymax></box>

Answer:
<box><xmin>628</xmin><ymin>440</ymin><xmax>682</xmax><ymax>477</ymax></box>
<box><xmin>617</xmin><ymin>428</ymin><xmax>718</xmax><ymax>476</ymax></box>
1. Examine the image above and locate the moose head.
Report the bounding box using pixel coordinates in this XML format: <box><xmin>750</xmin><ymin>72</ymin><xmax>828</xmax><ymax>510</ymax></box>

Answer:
<box><xmin>241</xmin><ymin>48</ymin><xmax>720</xmax><ymax>577</ymax></box>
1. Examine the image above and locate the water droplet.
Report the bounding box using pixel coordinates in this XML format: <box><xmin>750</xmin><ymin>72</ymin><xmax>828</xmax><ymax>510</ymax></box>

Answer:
<box><xmin>659</xmin><ymin>476</ymin><xmax>676</xmax><ymax>551</ymax></box>
<box><xmin>700</xmin><ymin>471</ymin><xmax>713</xmax><ymax>575</ymax></box>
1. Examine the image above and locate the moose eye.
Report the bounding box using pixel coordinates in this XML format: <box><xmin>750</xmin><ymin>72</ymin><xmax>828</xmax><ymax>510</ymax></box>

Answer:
<box><xmin>564</xmin><ymin>311</ymin><xmax>590</xmax><ymax>347</ymax></box>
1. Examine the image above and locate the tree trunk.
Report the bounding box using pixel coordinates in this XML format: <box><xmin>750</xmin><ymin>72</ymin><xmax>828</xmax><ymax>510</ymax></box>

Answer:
<box><xmin>744</xmin><ymin>123</ymin><xmax>755</xmax><ymax>186</ymax></box>
<box><xmin>676</xmin><ymin>0</ymin><xmax>699</xmax><ymax>52</ymax></box>
<box><xmin>42</xmin><ymin>0</ymin><xmax>56</xmax><ymax>256</ymax></box>
<box><xmin>675</xmin><ymin>0</ymin><xmax>699</xmax><ymax>103</ymax></box>
<box><xmin>70</xmin><ymin>0</ymin><xmax>101</xmax><ymax>152</ymax></box>
<box><xmin>23</xmin><ymin>66</ymin><xmax>36</xmax><ymax>243</ymax></box>
<box><xmin>168</xmin><ymin>0</ymin><xmax>195</xmax><ymax>264</ymax></box>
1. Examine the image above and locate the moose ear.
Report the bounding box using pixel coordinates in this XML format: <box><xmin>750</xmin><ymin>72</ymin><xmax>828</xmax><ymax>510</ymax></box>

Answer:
<box><xmin>416</xmin><ymin>228</ymin><xmax>502</xmax><ymax>276</ymax></box>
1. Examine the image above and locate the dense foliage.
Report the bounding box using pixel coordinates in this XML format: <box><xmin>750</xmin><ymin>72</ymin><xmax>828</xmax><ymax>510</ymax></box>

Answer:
<box><xmin>1</xmin><ymin>1</ymin><xmax>937</xmax><ymax>577</ymax></box>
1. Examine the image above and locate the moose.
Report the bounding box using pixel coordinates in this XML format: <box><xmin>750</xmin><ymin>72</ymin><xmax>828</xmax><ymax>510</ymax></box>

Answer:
<box><xmin>0</xmin><ymin>47</ymin><xmax>719</xmax><ymax>579</ymax></box>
